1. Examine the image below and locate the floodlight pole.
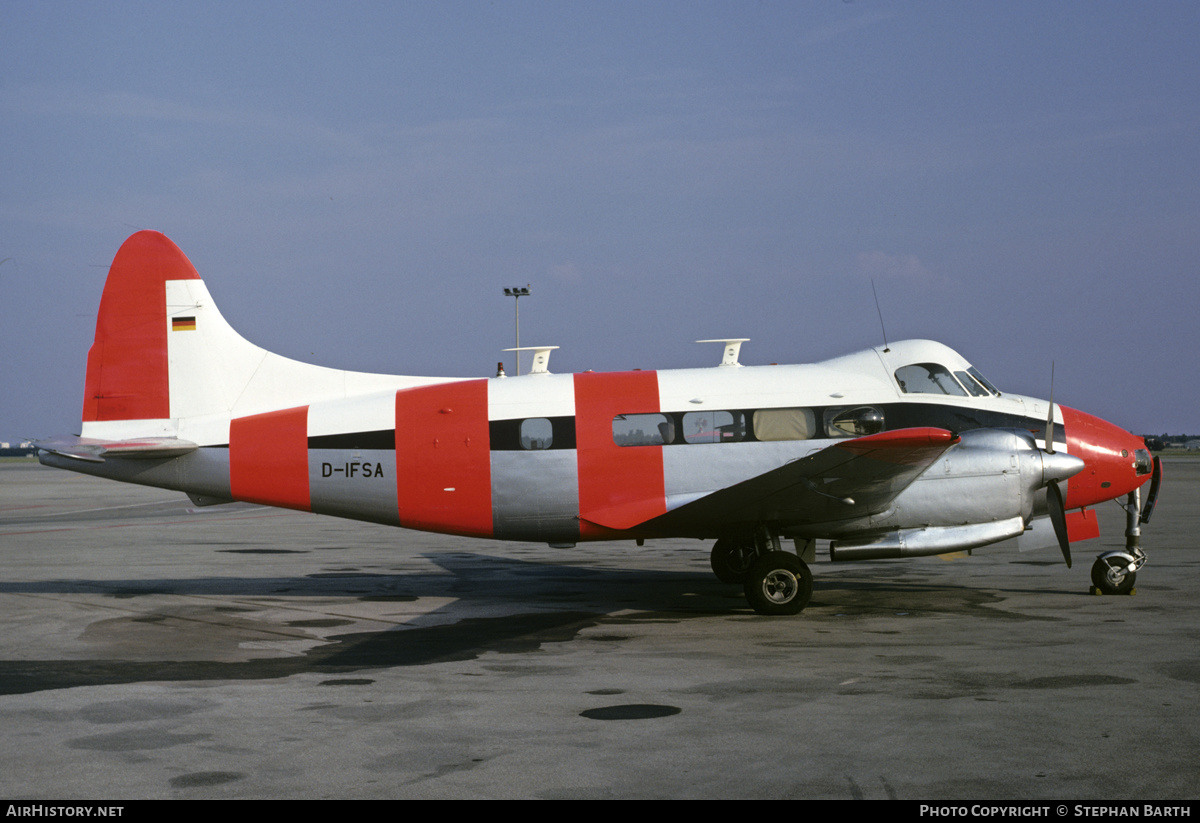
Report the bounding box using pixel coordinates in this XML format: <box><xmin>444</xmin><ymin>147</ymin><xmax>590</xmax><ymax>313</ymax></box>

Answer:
<box><xmin>503</xmin><ymin>285</ymin><xmax>531</xmax><ymax>375</ymax></box>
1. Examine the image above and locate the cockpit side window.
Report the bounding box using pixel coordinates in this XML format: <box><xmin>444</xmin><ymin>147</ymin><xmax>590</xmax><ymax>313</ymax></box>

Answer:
<box><xmin>894</xmin><ymin>363</ymin><xmax>968</xmax><ymax>396</ymax></box>
<box><xmin>967</xmin><ymin>367</ymin><xmax>1001</xmax><ymax>396</ymax></box>
<box><xmin>954</xmin><ymin>370</ymin><xmax>991</xmax><ymax>397</ymax></box>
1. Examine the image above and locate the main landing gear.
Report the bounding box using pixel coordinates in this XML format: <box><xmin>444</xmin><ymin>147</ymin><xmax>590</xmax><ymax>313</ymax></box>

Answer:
<box><xmin>744</xmin><ymin>551</ymin><xmax>814</xmax><ymax>616</ymax></box>
<box><xmin>710</xmin><ymin>526</ymin><xmax>814</xmax><ymax>615</ymax></box>
<box><xmin>709</xmin><ymin>536</ymin><xmax>758</xmax><ymax>584</ymax></box>
<box><xmin>1090</xmin><ymin>488</ymin><xmax>1151</xmax><ymax>596</ymax></box>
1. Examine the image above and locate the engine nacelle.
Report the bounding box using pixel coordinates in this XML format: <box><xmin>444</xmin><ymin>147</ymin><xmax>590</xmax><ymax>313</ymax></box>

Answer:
<box><xmin>830</xmin><ymin>516</ymin><xmax>1026</xmax><ymax>560</ymax></box>
<box><xmin>819</xmin><ymin>428</ymin><xmax>1082</xmax><ymax>558</ymax></box>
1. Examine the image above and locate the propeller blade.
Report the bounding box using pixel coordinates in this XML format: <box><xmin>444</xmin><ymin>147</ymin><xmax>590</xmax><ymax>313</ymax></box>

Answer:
<box><xmin>1140</xmin><ymin>456</ymin><xmax>1162</xmax><ymax>524</ymax></box>
<box><xmin>1045</xmin><ymin>362</ymin><xmax>1055</xmax><ymax>454</ymax></box>
<box><xmin>1046</xmin><ymin>480</ymin><xmax>1071</xmax><ymax>568</ymax></box>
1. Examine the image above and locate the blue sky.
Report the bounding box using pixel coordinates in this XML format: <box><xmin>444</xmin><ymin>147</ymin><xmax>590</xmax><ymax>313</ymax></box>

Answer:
<box><xmin>2</xmin><ymin>1</ymin><xmax>1197</xmax><ymax>438</ymax></box>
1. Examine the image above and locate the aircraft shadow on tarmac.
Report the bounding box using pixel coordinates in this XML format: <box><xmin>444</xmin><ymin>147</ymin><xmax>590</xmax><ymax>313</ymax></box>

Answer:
<box><xmin>0</xmin><ymin>550</ymin><xmax>1058</xmax><ymax>697</ymax></box>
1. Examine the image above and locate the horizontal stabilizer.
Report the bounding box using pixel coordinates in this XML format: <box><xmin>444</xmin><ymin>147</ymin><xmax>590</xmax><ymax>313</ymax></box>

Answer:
<box><xmin>34</xmin><ymin>435</ymin><xmax>198</xmax><ymax>463</ymax></box>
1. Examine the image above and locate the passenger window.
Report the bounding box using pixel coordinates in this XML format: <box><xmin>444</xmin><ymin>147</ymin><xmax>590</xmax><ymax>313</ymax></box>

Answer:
<box><xmin>824</xmin><ymin>406</ymin><xmax>885</xmax><ymax>438</ymax></box>
<box><xmin>682</xmin><ymin>411</ymin><xmax>746</xmax><ymax>444</ymax></box>
<box><xmin>520</xmin><ymin>418</ymin><xmax>553</xmax><ymax>450</ymax></box>
<box><xmin>752</xmin><ymin>407</ymin><xmax>816</xmax><ymax>441</ymax></box>
<box><xmin>613</xmin><ymin>413</ymin><xmax>674</xmax><ymax>446</ymax></box>
<box><xmin>894</xmin><ymin>363</ymin><xmax>968</xmax><ymax>396</ymax></box>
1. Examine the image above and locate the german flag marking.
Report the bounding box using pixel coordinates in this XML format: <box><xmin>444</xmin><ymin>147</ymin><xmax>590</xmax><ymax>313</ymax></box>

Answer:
<box><xmin>172</xmin><ymin>316</ymin><xmax>196</xmax><ymax>331</ymax></box>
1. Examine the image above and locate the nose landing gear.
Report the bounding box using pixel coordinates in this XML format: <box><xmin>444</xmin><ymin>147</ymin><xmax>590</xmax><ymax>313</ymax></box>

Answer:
<box><xmin>1090</xmin><ymin>549</ymin><xmax>1144</xmax><ymax>595</ymax></box>
<box><xmin>1090</xmin><ymin>489</ymin><xmax>1149</xmax><ymax>596</ymax></box>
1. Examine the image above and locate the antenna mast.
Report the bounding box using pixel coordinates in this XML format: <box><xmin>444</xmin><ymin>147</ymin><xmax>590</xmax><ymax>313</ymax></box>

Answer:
<box><xmin>871</xmin><ymin>279</ymin><xmax>890</xmax><ymax>352</ymax></box>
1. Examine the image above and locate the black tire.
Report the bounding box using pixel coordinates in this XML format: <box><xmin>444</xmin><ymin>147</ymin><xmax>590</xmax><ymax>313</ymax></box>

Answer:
<box><xmin>743</xmin><ymin>551</ymin><xmax>813</xmax><ymax>615</ymax></box>
<box><xmin>710</xmin><ymin>537</ymin><xmax>757</xmax><ymax>584</ymax></box>
<box><xmin>1091</xmin><ymin>556</ymin><xmax>1136</xmax><ymax>595</ymax></box>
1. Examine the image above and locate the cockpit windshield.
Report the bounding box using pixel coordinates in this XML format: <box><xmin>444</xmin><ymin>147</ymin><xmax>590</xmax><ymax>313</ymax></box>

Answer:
<box><xmin>894</xmin><ymin>362</ymin><xmax>1002</xmax><ymax>398</ymax></box>
<box><xmin>894</xmin><ymin>363</ymin><xmax>968</xmax><ymax>396</ymax></box>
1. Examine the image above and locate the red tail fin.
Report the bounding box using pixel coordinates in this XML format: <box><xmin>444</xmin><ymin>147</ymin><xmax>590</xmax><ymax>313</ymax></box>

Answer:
<box><xmin>82</xmin><ymin>231</ymin><xmax>201</xmax><ymax>422</ymax></box>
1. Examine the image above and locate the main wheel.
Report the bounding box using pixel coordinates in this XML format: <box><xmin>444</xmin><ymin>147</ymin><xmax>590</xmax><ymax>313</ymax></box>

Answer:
<box><xmin>744</xmin><ymin>551</ymin><xmax>813</xmax><ymax>615</ymax></box>
<box><xmin>1091</xmin><ymin>555</ymin><xmax>1136</xmax><ymax>595</ymax></box>
<box><xmin>710</xmin><ymin>537</ymin><xmax>757</xmax><ymax>584</ymax></box>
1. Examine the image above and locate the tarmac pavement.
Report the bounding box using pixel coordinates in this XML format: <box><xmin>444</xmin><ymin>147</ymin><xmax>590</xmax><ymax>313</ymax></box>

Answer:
<box><xmin>0</xmin><ymin>458</ymin><xmax>1197</xmax><ymax>799</ymax></box>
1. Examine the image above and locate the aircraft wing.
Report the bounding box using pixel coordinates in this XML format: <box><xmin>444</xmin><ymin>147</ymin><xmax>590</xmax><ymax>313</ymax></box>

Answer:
<box><xmin>34</xmin><ymin>435</ymin><xmax>198</xmax><ymax>463</ymax></box>
<box><xmin>621</xmin><ymin>427</ymin><xmax>960</xmax><ymax>536</ymax></box>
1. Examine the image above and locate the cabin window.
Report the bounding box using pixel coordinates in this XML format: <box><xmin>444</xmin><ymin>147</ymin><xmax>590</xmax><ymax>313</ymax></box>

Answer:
<box><xmin>752</xmin><ymin>407</ymin><xmax>816</xmax><ymax>441</ymax></box>
<box><xmin>520</xmin><ymin>418</ymin><xmax>554</xmax><ymax>450</ymax></box>
<box><xmin>824</xmin><ymin>406</ymin><xmax>885</xmax><ymax>438</ymax></box>
<box><xmin>613</xmin><ymin>413</ymin><xmax>674</xmax><ymax>446</ymax></box>
<box><xmin>894</xmin><ymin>363</ymin><xmax>968</xmax><ymax>396</ymax></box>
<box><xmin>682</xmin><ymin>410</ymin><xmax>747</xmax><ymax>444</ymax></box>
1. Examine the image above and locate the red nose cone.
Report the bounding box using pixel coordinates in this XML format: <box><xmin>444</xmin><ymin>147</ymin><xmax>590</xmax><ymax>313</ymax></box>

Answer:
<box><xmin>1061</xmin><ymin>405</ymin><xmax>1150</xmax><ymax>508</ymax></box>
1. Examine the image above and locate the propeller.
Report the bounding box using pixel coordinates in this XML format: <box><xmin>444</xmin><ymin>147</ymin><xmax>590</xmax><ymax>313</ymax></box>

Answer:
<box><xmin>1139</xmin><ymin>456</ymin><xmax>1162</xmax><ymax>524</ymax></box>
<box><xmin>1046</xmin><ymin>479</ymin><xmax>1071</xmax><ymax>568</ymax></box>
<box><xmin>1045</xmin><ymin>362</ymin><xmax>1056</xmax><ymax>456</ymax></box>
<box><xmin>1043</xmin><ymin>362</ymin><xmax>1073</xmax><ymax>568</ymax></box>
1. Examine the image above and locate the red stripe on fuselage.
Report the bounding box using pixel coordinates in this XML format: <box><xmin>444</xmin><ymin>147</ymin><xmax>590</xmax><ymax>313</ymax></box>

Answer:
<box><xmin>229</xmin><ymin>406</ymin><xmax>311</xmax><ymax>510</ymax></box>
<box><xmin>395</xmin><ymin>380</ymin><xmax>493</xmax><ymax>537</ymax></box>
<box><xmin>574</xmin><ymin>371</ymin><xmax>666</xmax><ymax>538</ymax></box>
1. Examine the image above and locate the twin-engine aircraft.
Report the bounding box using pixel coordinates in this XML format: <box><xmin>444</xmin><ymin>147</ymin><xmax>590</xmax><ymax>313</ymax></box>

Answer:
<box><xmin>37</xmin><ymin>231</ymin><xmax>1161</xmax><ymax>615</ymax></box>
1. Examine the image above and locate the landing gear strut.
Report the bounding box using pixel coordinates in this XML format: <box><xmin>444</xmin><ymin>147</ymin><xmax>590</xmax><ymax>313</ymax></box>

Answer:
<box><xmin>1090</xmin><ymin>489</ymin><xmax>1148</xmax><ymax>596</ymax></box>
<box><xmin>710</xmin><ymin>526</ymin><xmax>815</xmax><ymax>615</ymax></box>
<box><xmin>709</xmin><ymin>524</ymin><xmax>781</xmax><ymax>584</ymax></box>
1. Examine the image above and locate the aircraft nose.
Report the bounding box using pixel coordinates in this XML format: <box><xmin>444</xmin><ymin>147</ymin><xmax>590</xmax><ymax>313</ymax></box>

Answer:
<box><xmin>1060</xmin><ymin>405</ymin><xmax>1151</xmax><ymax>508</ymax></box>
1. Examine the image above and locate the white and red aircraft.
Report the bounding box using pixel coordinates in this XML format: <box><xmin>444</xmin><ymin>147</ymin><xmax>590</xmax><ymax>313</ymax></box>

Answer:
<box><xmin>37</xmin><ymin>231</ymin><xmax>1161</xmax><ymax>615</ymax></box>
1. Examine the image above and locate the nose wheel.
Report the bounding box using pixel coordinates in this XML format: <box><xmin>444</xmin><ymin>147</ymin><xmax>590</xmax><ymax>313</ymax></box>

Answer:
<box><xmin>1090</xmin><ymin>551</ymin><xmax>1141</xmax><ymax>595</ymax></box>
<box><xmin>1090</xmin><ymin>489</ymin><xmax>1149</xmax><ymax>596</ymax></box>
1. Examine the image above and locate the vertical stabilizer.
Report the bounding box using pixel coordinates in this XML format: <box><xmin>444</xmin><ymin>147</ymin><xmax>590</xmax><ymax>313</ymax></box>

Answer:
<box><xmin>83</xmin><ymin>231</ymin><xmax>200</xmax><ymax>425</ymax></box>
<box><xmin>78</xmin><ymin>230</ymin><xmax>451</xmax><ymax>444</ymax></box>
